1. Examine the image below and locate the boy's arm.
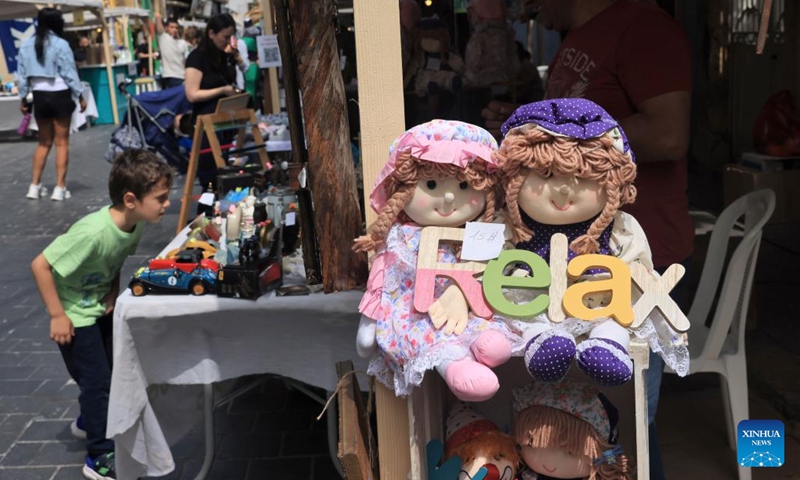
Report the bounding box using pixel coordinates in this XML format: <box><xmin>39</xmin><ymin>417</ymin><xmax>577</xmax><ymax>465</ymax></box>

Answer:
<box><xmin>30</xmin><ymin>254</ymin><xmax>74</xmax><ymax>345</ymax></box>
<box><xmin>102</xmin><ymin>272</ymin><xmax>121</xmax><ymax>315</ymax></box>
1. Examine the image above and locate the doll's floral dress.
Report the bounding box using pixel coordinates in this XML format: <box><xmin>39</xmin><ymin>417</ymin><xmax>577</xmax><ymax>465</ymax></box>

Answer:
<box><xmin>359</xmin><ymin>223</ymin><xmax>519</xmax><ymax>396</ymax></box>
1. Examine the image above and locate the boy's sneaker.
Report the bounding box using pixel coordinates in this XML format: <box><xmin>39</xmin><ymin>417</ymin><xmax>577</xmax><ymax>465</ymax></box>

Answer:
<box><xmin>26</xmin><ymin>184</ymin><xmax>48</xmax><ymax>199</ymax></box>
<box><xmin>70</xmin><ymin>415</ymin><xmax>86</xmax><ymax>439</ymax></box>
<box><xmin>51</xmin><ymin>186</ymin><xmax>71</xmax><ymax>201</ymax></box>
<box><xmin>83</xmin><ymin>452</ymin><xmax>116</xmax><ymax>480</ymax></box>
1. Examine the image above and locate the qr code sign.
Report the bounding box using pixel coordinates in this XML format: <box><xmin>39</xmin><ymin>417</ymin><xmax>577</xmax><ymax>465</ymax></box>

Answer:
<box><xmin>257</xmin><ymin>35</ymin><xmax>282</xmax><ymax>68</ymax></box>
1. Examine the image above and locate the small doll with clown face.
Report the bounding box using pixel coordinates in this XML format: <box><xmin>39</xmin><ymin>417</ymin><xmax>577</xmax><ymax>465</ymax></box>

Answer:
<box><xmin>512</xmin><ymin>380</ymin><xmax>633</xmax><ymax>480</ymax></box>
<box><xmin>354</xmin><ymin>120</ymin><xmax>520</xmax><ymax>402</ymax></box>
<box><xmin>495</xmin><ymin>99</ymin><xmax>689</xmax><ymax>386</ymax></box>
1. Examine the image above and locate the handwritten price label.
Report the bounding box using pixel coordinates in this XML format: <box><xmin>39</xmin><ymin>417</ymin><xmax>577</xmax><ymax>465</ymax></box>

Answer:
<box><xmin>461</xmin><ymin>222</ymin><xmax>505</xmax><ymax>261</ymax></box>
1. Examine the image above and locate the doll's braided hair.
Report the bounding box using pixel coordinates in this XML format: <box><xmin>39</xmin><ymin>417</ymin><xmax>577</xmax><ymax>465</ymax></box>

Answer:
<box><xmin>496</xmin><ymin>125</ymin><xmax>637</xmax><ymax>255</ymax></box>
<box><xmin>353</xmin><ymin>151</ymin><xmax>497</xmax><ymax>253</ymax></box>
<box><xmin>513</xmin><ymin>406</ymin><xmax>633</xmax><ymax>480</ymax></box>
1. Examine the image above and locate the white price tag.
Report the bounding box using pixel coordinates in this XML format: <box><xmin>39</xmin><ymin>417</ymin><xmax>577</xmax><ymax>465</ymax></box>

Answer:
<box><xmin>461</xmin><ymin>222</ymin><xmax>504</xmax><ymax>261</ymax></box>
<box><xmin>285</xmin><ymin>212</ymin><xmax>296</xmax><ymax>226</ymax></box>
<box><xmin>198</xmin><ymin>192</ymin><xmax>215</xmax><ymax>206</ymax></box>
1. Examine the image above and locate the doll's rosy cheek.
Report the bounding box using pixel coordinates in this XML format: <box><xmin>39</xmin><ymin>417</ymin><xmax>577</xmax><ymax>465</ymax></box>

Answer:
<box><xmin>469</xmin><ymin>195</ymin><xmax>482</xmax><ymax>206</ymax></box>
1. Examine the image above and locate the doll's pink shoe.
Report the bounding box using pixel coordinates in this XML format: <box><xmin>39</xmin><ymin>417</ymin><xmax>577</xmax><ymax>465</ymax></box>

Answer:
<box><xmin>471</xmin><ymin>330</ymin><xmax>512</xmax><ymax>368</ymax></box>
<box><xmin>444</xmin><ymin>358</ymin><xmax>500</xmax><ymax>402</ymax></box>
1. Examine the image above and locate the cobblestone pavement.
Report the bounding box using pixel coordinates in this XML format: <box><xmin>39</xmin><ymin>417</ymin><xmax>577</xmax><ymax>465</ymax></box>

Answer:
<box><xmin>0</xmin><ymin>127</ymin><xmax>339</xmax><ymax>480</ymax></box>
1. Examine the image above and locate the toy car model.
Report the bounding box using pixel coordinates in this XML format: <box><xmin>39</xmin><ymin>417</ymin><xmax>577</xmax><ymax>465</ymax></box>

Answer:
<box><xmin>129</xmin><ymin>249</ymin><xmax>220</xmax><ymax>296</ymax></box>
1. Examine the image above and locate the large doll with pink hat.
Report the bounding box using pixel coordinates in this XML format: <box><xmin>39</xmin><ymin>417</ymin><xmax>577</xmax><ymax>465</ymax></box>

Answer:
<box><xmin>495</xmin><ymin>99</ymin><xmax>689</xmax><ymax>387</ymax></box>
<box><xmin>353</xmin><ymin>120</ymin><xmax>519</xmax><ymax>402</ymax></box>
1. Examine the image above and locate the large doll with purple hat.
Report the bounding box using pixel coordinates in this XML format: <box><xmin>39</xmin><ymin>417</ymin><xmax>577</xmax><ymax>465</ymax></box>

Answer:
<box><xmin>495</xmin><ymin>99</ymin><xmax>689</xmax><ymax>387</ymax></box>
<box><xmin>353</xmin><ymin>120</ymin><xmax>520</xmax><ymax>402</ymax></box>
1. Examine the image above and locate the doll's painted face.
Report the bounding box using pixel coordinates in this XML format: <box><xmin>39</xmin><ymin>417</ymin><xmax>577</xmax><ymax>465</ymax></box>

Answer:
<box><xmin>404</xmin><ymin>176</ymin><xmax>486</xmax><ymax>227</ymax></box>
<box><xmin>518</xmin><ymin>172</ymin><xmax>606</xmax><ymax>225</ymax></box>
<box><xmin>521</xmin><ymin>446</ymin><xmax>591</xmax><ymax>479</ymax></box>
<box><xmin>459</xmin><ymin>450</ymin><xmax>516</xmax><ymax>480</ymax></box>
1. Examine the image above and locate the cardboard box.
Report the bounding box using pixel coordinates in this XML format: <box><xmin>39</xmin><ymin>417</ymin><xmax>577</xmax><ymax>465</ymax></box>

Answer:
<box><xmin>723</xmin><ymin>164</ymin><xmax>800</xmax><ymax>223</ymax></box>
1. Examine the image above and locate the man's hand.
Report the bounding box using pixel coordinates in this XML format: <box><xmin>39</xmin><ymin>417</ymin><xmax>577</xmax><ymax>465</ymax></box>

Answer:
<box><xmin>481</xmin><ymin>100</ymin><xmax>520</xmax><ymax>138</ymax></box>
<box><xmin>79</xmin><ymin>97</ymin><xmax>87</xmax><ymax>113</ymax></box>
<box><xmin>20</xmin><ymin>102</ymin><xmax>29</xmax><ymax>115</ymax></box>
<box><xmin>429</xmin><ymin>285</ymin><xmax>469</xmax><ymax>335</ymax></box>
<box><xmin>50</xmin><ymin>314</ymin><xmax>74</xmax><ymax>345</ymax></box>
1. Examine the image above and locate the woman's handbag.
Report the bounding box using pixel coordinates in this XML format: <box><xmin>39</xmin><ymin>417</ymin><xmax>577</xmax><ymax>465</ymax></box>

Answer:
<box><xmin>17</xmin><ymin>112</ymin><xmax>31</xmax><ymax>136</ymax></box>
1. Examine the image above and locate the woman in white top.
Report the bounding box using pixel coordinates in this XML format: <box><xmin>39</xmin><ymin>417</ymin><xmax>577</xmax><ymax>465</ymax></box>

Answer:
<box><xmin>17</xmin><ymin>8</ymin><xmax>86</xmax><ymax>201</ymax></box>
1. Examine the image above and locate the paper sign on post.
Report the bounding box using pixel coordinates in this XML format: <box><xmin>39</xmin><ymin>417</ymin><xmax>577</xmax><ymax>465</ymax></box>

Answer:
<box><xmin>257</xmin><ymin>35</ymin><xmax>282</xmax><ymax>69</ymax></box>
<box><xmin>285</xmin><ymin>212</ymin><xmax>296</xmax><ymax>226</ymax></box>
<box><xmin>461</xmin><ymin>222</ymin><xmax>505</xmax><ymax>261</ymax></box>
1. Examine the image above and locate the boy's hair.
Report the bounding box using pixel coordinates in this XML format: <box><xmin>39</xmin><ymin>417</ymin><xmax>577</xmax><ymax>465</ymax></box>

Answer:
<box><xmin>108</xmin><ymin>149</ymin><xmax>173</xmax><ymax>206</ymax></box>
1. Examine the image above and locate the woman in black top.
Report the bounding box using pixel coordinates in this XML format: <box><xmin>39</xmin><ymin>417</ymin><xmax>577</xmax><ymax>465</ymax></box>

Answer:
<box><xmin>184</xmin><ymin>14</ymin><xmax>238</xmax><ymax>190</ymax></box>
<box><xmin>185</xmin><ymin>14</ymin><xmax>238</xmax><ymax>116</ymax></box>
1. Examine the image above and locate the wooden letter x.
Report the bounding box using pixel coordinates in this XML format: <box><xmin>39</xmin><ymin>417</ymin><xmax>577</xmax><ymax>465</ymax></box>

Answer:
<box><xmin>629</xmin><ymin>263</ymin><xmax>690</xmax><ymax>332</ymax></box>
<box><xmin>414</xmin><ymin>226</ymin><xmax>492</xmax><ymax>319</ymax></box>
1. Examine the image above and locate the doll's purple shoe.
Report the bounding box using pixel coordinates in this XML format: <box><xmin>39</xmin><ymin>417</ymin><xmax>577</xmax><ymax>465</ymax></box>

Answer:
<box><xmin>576</xmin><ymin>338</ymin><xmax>633</xmax><ymax>387</ymax></box>
<box><xmin>523</xmin><ymin>330</ymin><xmax>576</xmax><ymax>382</ymax></box>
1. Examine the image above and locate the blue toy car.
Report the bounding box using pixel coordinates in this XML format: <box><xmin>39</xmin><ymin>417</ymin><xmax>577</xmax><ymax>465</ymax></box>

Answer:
<box><xmin>129</xmin><ymin>249</ymin><xmax>220</xmax><ymax>296</ymax></box>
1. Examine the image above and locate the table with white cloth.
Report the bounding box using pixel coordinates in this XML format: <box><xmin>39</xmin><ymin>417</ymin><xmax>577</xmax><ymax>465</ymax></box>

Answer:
<box><xmin>108</xmin><ymin>230</ymin><xmax>367</xmax><ymax>479</ymax></box>
<box><xmin>0</xmin><ymin>83</ymin><xmax>98</xmax><ymax>134</ymax></box>
<box><xmin>0</xmin><ymin>95</ymin><xmax>24</xmax><ymax>131</ymax></box>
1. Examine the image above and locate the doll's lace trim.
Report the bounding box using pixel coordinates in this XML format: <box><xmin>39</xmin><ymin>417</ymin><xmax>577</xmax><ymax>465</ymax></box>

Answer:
<box><xmin>576</xmin><ymin>337</ymin><xmax>634</xmax><ymax>371</ymax></box>
<box><xmin>629</xmin><ymin>318</ymin><xmax>690</xmax><ymax>376</ymax></box>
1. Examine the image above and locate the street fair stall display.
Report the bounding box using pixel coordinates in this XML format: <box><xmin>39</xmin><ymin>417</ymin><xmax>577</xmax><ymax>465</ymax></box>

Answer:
<box><xmin>0</xmin><ymin>0</ymin><xmax>121</xmax><ymax>124</ymax></box>
<box><xmin>130</xmin><ymin>161</ymin><xmax>302</xmax><ymax>300</ymax></box>
<box><xmin>349</xmin><ymin>3</ymin><xmax>691</xmax><ymax>477</ymax></box>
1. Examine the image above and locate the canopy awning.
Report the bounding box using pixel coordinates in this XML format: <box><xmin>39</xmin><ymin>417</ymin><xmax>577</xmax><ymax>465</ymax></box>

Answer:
<box><xmin>0</xmin><ymin>0</ymin><xmax>103</xmax><ymax>21</ymax></box>
<box><xmin>63</xmin><ymin>7</ymin><xmax>149</xmax><ymax>30</ymax></box>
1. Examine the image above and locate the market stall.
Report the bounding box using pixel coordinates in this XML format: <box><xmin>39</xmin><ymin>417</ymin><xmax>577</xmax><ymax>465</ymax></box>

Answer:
<box><xmin>63</xmin><ymin>7</ymin><xmax>151</xmax><ymax>124</ymax></box>
<box><xmin>108</xmin><ymin>225</ymin><xmax>368</xmax><ymax>478</ymax></box>
<box><xmin>0</xmin><ymin>0</ymin><xmax>121</xmax><ymax>124</ymax></box>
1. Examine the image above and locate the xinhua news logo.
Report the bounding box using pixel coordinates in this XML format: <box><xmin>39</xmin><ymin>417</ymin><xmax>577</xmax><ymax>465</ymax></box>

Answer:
<box><xmin>737</xmin><ymin>420</ymin><xmax>784</xmax><ymax>468</ymax></box>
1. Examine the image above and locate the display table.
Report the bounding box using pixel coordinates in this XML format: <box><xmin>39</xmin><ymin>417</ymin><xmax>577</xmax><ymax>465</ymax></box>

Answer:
<box><xmin>78</xmin><ymin>62</ymin><xmax>137</xmax><ymax>124</ymax></box>
<box><xmin>0</xmin><ymin>84</ymin><xmax>98</xmax><ymax>134</ymax></box>
<box><xmin>0</xmin><ymin>95</ymin><xmax>23</xmax><ymax>132</ymax></box>
<box><xmin>108</xmin><ymin>228</ymin><xmax>367</xmax><ymax>478</ymax></box>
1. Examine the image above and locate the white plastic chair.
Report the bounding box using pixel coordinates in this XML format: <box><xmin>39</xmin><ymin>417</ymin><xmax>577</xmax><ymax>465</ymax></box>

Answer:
<box><xmin>665</xmin><ymin>188</ymin><xmax>775</xmax><ymax>480</ymax></box>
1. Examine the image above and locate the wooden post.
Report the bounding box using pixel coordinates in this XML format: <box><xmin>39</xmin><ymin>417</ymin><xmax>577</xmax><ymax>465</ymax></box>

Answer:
<box><xmin>285</xmin><ymin>0</ymin><xmax>367</xmax><ymax>292</ymax></box>
<box><xmin>96</xmin><ymin>9</ymin><xmax>120</xmax><ymax>125</ymax></box>
<box><xmin>352</xmin><ymin>1</ymin><xmax>407</xmax><ymax>476</ymax></box>
<box><xmin>259</xmin><ymin>0</ymin><xmax>281</xmax><ymax>114</ymax></box>
<box><xmin>272</xmin><ymin>0</ymin><xmax>322</xmax><ymax>286</ymax></box>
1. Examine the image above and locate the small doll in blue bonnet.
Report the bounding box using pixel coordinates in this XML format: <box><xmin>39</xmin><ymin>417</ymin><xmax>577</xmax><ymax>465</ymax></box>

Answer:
<box><xmin>512</xmin><ymin>380</ymin><xmax>633</xmax><ymax>480</ymax></box>
<box><xmin>494</xmin><ymin>99</ymin><xmax>690</xmax><ymax>387</ymax></box>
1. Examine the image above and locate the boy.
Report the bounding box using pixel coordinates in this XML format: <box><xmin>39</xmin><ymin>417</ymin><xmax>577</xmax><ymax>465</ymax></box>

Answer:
<box><xmin>31</xmin><ymin>150</ymin><xmax>173</xmax><ymax>480</ymax></box>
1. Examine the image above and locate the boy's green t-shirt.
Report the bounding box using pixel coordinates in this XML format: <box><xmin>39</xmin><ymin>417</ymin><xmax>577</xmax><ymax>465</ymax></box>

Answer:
<box><xmin>43</xmin><ymin>206</ymin><xmax>143</xmax><ymax>328</ymax></box>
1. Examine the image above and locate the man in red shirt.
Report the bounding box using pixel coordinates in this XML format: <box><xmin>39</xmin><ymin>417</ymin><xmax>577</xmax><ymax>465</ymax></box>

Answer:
<box><xmin>484</xmin><ymin>1</ymin><xmax>693</xmax><ymax>479</ymax></box>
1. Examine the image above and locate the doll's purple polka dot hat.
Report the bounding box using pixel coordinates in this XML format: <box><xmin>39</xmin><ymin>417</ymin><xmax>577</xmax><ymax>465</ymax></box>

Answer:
<box><xmin>500</xmin><ymin>98</ymin><xmax>635</xmax><ymax>162</ymax></box>
<box><xmin>369</xmin><ymin>119</ymin><xmax>498</xmax><ymax>214</ymax></box>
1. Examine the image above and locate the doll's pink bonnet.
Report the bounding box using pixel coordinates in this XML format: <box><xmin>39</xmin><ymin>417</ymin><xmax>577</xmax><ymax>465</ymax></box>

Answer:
<box><xmin>369</xmin><ymin>119</ymin><xmax>498</xmax><ymax>214</ymax></box>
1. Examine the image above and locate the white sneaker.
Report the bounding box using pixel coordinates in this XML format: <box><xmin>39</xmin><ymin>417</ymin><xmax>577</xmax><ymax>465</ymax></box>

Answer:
<box><xmin>26</xmin><ymin>184</ymin><xmax>48</xmax><ymax>199</ymax></box>
<box><xmin>51</xmin><ymin>186</ymin><xmax>71</xmax><ymax>201</ymax></box>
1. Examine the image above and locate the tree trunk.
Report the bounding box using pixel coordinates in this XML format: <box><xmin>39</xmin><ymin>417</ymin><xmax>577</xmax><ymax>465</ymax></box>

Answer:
<box><xmin>285</xmin><ymin>0</ymin><xmax>368</xmax><ymax>292</ymax></box>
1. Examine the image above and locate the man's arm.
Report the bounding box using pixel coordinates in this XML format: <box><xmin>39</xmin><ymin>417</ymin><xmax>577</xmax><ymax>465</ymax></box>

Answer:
<box><xmin>153</xmin><ymin>12</ymin><xmax>165</xmax><ymax>36</ymax></box>
<box><xmin>30</xmin><ymin>254</ymin><xmax>74</xmax><ymax>345</ymax></box>
<box><xmin>618</xmin><ymin>90</ymin><xmax>691</xmax><ymax>163</ymax></box>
